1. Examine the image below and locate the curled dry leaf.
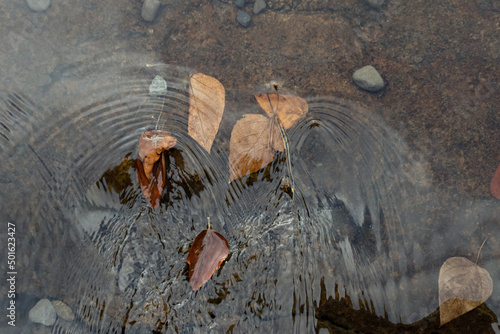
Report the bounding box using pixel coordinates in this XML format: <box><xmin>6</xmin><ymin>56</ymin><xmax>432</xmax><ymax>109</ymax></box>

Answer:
<box><xmin>254</xmin><ymin>93</ymin><xmax>308</xmax><ymax>129</ymax></box>
<box><xmin>188</xmin><ymin>73</ymin><xmax>225</xmax><ymax>153</ymax></box>
<box><xmin>186</xmin><ymin>229</ymin><xmax>229</xmax><ymax>291</ymax></box>
<box><xmin>135</xmin><ymin>153</ymin><xmax>165</xmax><ymax>209</ymax></box>
<box><xmin>438</xmin><ymin>256</ymin><xmax>493</xmax><ymax>326</ymax></box>
<box><xmin>490</xmin><ymin>163</ymin><xmax>500</xmax><ymax>199</ymax></box>
<box><xmin>136</xmin><ymin>130</ymin><xmax>176</xmax><ymax>209</ymax></box>
<box><xmin>138</xmin><ymin>130</ymin><xmax>177</xmax><ymax>181</ymax></box>
<box><xmin>228</xmin><ymin>114</ymin><xmax>284</xmax><ymax>182</ymax></box>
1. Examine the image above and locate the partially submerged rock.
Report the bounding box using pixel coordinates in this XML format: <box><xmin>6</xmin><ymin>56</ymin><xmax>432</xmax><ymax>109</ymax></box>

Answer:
<box><xmin>29</xmin><ymin>299</ymin><xmax>56</xmax><ymax>326</ymax></box>
<box><xmin>353</xmin><ymin>65</ymin><xmax>385</xmax><ymax>92</ymax></box>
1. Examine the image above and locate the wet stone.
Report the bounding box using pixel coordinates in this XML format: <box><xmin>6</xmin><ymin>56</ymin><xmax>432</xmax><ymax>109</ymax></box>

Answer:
<box><xmin>352</xmin><ymin>65</ymin><xmax>385</xmax><ymax>92</ymax></box>
<box><xmin>366</xmin><ymin>0</ymin><xmax>385</xmax><ymax>8</ymax></box>
<box><xmin>26</xmin><ymin>0</ymin><xmax>51</xmax><ymax>12</ymax></box>
<box><xmin>237</xmin><ymin>11</ymin><xmax>251</xmax><ymax>28</ymax></box>
<box><xmin>142</xmin><ymin>0</ymin><xmax>160</xmax><ymax>22</ymax></box>
<box><xmin>253</xmin><ymin>0</ymin><xmax>267</xmax><ymax>14</ymax></box>
<box><xmin>234</xmin><ymin>0</ymin><xmax>245</xmax><ymax>9</ymax></box>
<box><xmin>29</xmin><ymin>299</ymin><xmax>56</xmax><ymax>326</ymax></box>
<box><xmin>149</xmin><ymin>75</ymin><xmax>167</xmax><ymax>96</ymax></box>
<box><xmin>52</xmin><ymin>300</ymin><xmax>75</xmax><ymax>322</ymax></box>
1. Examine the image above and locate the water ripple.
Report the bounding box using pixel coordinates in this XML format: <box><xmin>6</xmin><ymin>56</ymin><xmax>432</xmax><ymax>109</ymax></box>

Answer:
<box><xmin>1</xmin><ymin>60</ymin><xmax>443</xmax><ymax>333</ymax></box>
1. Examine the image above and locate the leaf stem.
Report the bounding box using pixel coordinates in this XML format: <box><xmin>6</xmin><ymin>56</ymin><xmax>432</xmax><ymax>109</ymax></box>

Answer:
<box><xmin>476</xmin><ymin>236</ymin><xmax>489</xmax><ymax>264</ymax></box>
<box><xmin>155</xmin><ymin>95</ymin><xmax>165</xmax><ymax>130</ymax></box>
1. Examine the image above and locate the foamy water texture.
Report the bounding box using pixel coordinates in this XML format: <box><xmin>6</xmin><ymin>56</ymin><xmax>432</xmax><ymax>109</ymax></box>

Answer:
<box><xmin>0</xmin><ymin>59</ymin><xmax>499</xmax><ymax>333</ymax></box>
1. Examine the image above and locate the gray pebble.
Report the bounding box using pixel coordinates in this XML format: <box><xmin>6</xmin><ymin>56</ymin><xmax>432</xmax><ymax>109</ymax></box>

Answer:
<box><xmin>149</xmin><ymin>75</ymin><xmax>168</xmax><ymax>96</ymax></box>
<box><xmin>29</xmin><ymin>299</ymin><xmax>56</xmax><ymax>326</ymax></box>
<box><xmin>352</xmin><ymin>65</ymin><xmax>385</xmax><ymax>92</ymax></box>
<box><xmin>51</xmin><ymin>300</ymin><xmax>75</xmax><ymax>322</ymax></box>
<box><xmin>237</xmin><ymin>11</ymin><xmax>251</xmax><ymax>28</ymax></box>
<box><xmin>253</xmin><ymin>0</ymin><xmax>267</xmax><ymax>14</ymax></box>
<box><xmin>366</xmin><ymin>0</ymin><xmax>385</xmax><ymax>8</ymax></box>
<box><xmin>26</xmin><ymin>0</ymin><xmax>51</xmax><ymax>12</ymax></box>
<box><xmin>234</xmin><ymin>0</ymin><xmax>245</xmax><ymax>9</ymax></box>
<box><xmin>142</xmin><ymin>0</ymin><xmax>160</xmax><ymax>22</ymax></box>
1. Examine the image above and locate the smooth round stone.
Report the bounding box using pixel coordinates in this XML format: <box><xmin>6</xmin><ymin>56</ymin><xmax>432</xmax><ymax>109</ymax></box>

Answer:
<box><xmin>142</xmin><ymin>0</ymin><xmax>160</xmax><ymax>22</ymax></box>
<box><xmin>352</xmin><ymin>65</ymin><xmax>385</xmax><ymax>92</ymax></box>
<box><xmin>26</xmin><ymin>0</ymin><xmax>51</xmax><ymax>12</ymax></box>
<box><xmin>234</xmin><ymin>0</ymin><xmax>245</xmax><ymax>9</ymax></box>
<box><xmin>253</xmin><ymin>0</ymin><xmax>267</xmax><ymax>14</ymax></box>
<box><xmin>237</xmin><ymin>11</ymin><xmax>251</xmax><ymax>28</ymax></box>
<box><xmin>29</xmin><ymin>299</ymin><xmax>57</xmax><ymax>326</ymax></box>
<box><xmin>51</xmin><ymin>300</ymin><xmax>75</xmax><ymax>322</ymax></box>
<box><xmin>149</xmin><ymin>75</ymin><xmax>168</xmax><ymax>96</ymax></box>
<box><xmin>367</xmin><ymin>0</ymin><xmax>385</xmax><ymax>8</ymax></box>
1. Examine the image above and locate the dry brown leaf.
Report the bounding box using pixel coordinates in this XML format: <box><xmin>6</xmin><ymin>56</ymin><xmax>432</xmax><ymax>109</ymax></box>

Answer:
<box><xmin>254</xmin><ymin>93</ymin><xmax>308</xmax><ymax>129</ymax></box>
<box><xmin>228</xmin><ymin>114</ymin><xmax>284</xmax><ymax>182</ymax></box>
<box><xmin>138</xmin><ymin>130</ymin><xmax>177</xmax><ymax>181</ymax></box>
<box><xmin>186</xmin><ymin>228</ymin><xmax>229</xmax><ymax>291</ymax></box>
<box><xmin>490</xmin><ymin>163</ymin><xmax>500</xmax><ymax>199</ymax></box>
<box><xmin>438</xmin><ymin>256</ymin><xmax>493</xmax><ymax>326</ymax></box>
<box><xmin>135</xmin><ymin>153</ymin><xmax>166</xmax><ymax>209</ymax></box>
<box><xmin>188</xmin><ymin>73</ymin><xmax>225</xmax><ymax>153</ymax></box>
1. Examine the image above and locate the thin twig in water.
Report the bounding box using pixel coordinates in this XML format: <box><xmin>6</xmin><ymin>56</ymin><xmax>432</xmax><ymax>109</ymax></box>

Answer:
<box><xmin>476</xmin><ymin>236</ymin><xmax>489</xmax><ymax>264</ymax></box>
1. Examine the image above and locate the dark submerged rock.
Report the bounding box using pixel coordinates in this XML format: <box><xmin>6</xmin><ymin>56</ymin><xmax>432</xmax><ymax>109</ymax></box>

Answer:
<box><xmin>237</xmin><ymin>11</ymin><xmax>251</xmax><ymax>27</ymax></box>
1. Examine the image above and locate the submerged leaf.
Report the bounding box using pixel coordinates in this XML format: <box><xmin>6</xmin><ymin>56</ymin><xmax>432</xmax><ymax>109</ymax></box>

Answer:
<box><xmin>136</xmin><ymin>130</ymin><xmax>176</xmax><ymax>209</ymax></box>
<box><xmin>187</xmin><ymin>229</ymin><xmax>229</xmax><ymax>291</ymax></box>
<box><xmin>438</xmin><ymin>257</ymin><xmax>493</xmax><ymax>326</ymax></box>
<box><xmin>228</xmin><ymin>114</ymin><xmax>284</xmax><ymax>182</ymax></box>
<box><xmin>254</xmin><ymin>93</ymin><xmax>308</xmax><ymax>129</ymax></box>
<box><xmin>188</xmin><ymin>73</ymin><xmax>225</xmax><ymax>153</ymax></box>
<box><xmin>490</xmin><ymin>163</ymin><xmax>500</xmax><ymax>199</ymax></box>
<box><xmin>135</xmin><ymin>152</ymin><xmax>166</xmax><ymax>209</ymax></box>
<box><xmin>138</xmin><ymin>130</ymin><xmax>177</xmax><ymax>181</ymax></box>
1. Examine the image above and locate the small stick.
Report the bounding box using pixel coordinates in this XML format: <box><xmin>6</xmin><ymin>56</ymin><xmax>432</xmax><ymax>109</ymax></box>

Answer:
<box><xmin>476</xmin><ymin>236</ymin><xmax>489</xmax><ymax>264</ymax></box>
<box><xmin>207</xmin><ymin>217</ymin><xmax>211</xmax><ymax>230</ymax></box>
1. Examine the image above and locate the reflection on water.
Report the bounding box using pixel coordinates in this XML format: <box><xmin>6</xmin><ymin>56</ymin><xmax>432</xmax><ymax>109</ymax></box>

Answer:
<box><xmin>0</xmin><ymin>59</ymin><xmax>498</xmax><ymax>333</ymax></box>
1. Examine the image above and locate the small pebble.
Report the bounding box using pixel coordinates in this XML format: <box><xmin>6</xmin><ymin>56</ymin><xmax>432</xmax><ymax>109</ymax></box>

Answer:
<box><xmin>366</xmin><ymin>0</ymin><xmax>385</xmax><ymax>8</ymax></box>
<box><xmin>237</xmin><ymin>11</ymin><xmax>251</xmax><ymax>28</ymax></box>
<box><xmin>26</xmin><ymin>0</ymin><xmax>51</xmax><ymax>12</ymax></box>
<box><xmin>352</xmin><ymin>65</ymin><xmax>385</xmax><ymax>92</ymax></box>
<box><xmin>253</xmin><ymin>0</ymin><xmax>267</xmax><ymax>14</ymax></box>
<box><xmin>142</xmin><ymin>0</ymin><xmax>160</xmax><ymax>22</ymax></box>
<box><xmin>149</xmin><ymin>75</ymin><xmax>168</xmax><ymax>96</ymax></box>
<box><xmin>52</xmin><ymin>300</ymin><xmax>75</xmax><ymax>322</ymax></box>
<box><xmin>29</xmin><ymin>299</ymin><xmax>57</xmax><ymax>326</ymax></box>
<box><xmin>234</xmin><ymin>0</ymin><xmax>245</xmax><ymax>9</ymax></box>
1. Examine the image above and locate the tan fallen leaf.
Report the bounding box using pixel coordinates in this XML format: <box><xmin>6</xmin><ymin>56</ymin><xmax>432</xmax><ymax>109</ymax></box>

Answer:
<box><xmin>254</xmin><ymin>93</ymin><xmax>308</xmax><ymax>129</ymax></box>
<box><xmin>188</xmin><ymin>73</ymin><xmax>225</xmax><ymax>153</ymax></box>
<box><xmin>438</xmin><ymin>256</ymin><xmax>493</xmax><ymax>326</ymax></box>
<box><xmin>228</xmin><ymin>114</ymin><xmax>284</xmax><ymax>182</ymax></box>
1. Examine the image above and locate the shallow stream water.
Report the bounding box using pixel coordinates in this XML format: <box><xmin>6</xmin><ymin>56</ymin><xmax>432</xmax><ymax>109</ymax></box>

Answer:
<box><xmin>1</xmin><ymin>1</ymin><xmax>499</xmax><ymax>333</ymax></box>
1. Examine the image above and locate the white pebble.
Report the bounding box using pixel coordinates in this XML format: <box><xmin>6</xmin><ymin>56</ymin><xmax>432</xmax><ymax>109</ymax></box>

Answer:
<box><xmin>29</xmin><ymin>299</ymin><xmax>56</xmax><ymax>326</ymax></box>
<box><xmin>142</xmin><ymin>0</ymin><xmax>161</xmax><ymax>22</ymax></box>
<box><xmin>26</xmin><ymin>0</ymin><xmax>51</xmax><ymax>12</ymax></box>
<box><xmin>352</xmin><ymin>65</ymin><xmax>385</xmax><ymax>92</ymax></box>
